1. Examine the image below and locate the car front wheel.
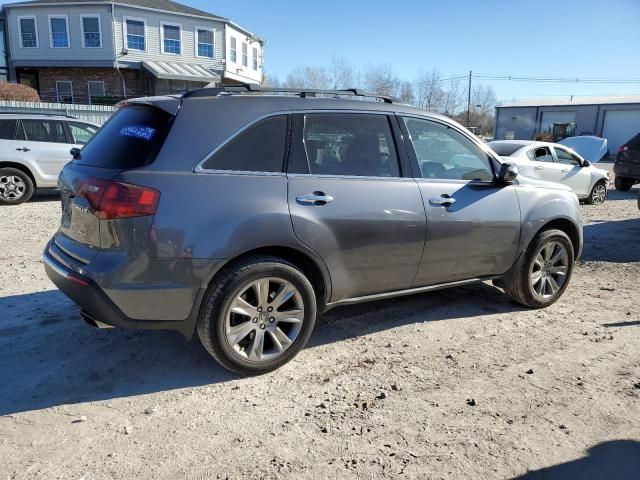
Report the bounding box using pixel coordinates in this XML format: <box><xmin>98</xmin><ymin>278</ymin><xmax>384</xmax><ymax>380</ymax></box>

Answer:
<box><xmin>503</xmin><ymin>229</ymin><xmax>575</xmax><ymax>308</ymax></box>
<box><xmin>197</xmin><ymin>255</ymin><xmax>317</xmax><ymax>375</ymax></box>
<box><xmin>0</xmin><ymin>167</ymin><xmax>34</xmax><ymax>205</ymax></box>
<box><xmin>586</xmin><ymin>181</ymin><xmax>607</xmax><ymax>205</ymax></box>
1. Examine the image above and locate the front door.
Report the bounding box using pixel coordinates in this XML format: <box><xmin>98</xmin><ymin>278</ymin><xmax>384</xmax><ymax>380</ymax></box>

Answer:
<box><xmin>400</xmin><ymin>115</ymin><xmax>521</xmax><ymax>286</ymax></box>
<box><xmin>287</xmin><ymin>113</ymin><xmax>426</xmax><ymax>301</ymax></box>
<box><xmin>551</xmin><ymin>146</ymin><xmax>591</xmax><ymax>197</ymax></box>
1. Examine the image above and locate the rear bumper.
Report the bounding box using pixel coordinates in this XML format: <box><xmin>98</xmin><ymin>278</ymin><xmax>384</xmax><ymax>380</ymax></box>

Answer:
<box><xmin>43</xmin><ymin>241</ymin><xmax>201</xmax><ymax>338</ymax></box>
<box><xmin>613</xmin><ymin>162</ymin><xmax>640</xmax><ymax>180</ymax></box>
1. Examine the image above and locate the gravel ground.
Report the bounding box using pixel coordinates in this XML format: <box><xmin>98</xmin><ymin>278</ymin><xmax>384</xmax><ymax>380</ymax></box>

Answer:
<box><xmin>0</xmin><ymin>184</ymin><xmax>639</xmax><ymax>480</ymax></box>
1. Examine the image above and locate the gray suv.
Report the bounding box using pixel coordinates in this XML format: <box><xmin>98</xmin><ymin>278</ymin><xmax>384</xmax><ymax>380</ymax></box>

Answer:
<box><xmin>43</xmin><ymin>86</ymin><xmax>583</xmax><ymax>375</ymax></box>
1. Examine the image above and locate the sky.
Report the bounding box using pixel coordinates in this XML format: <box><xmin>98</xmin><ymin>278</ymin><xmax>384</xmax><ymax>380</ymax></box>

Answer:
<box><xmin>5</xmin><ymin>0</ymin><xmax>640</xmax><ymax>102</ymax></box>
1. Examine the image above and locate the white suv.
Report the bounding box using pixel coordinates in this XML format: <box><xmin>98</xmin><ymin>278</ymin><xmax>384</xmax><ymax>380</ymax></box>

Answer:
<box><xmin>0</xmin><ymin>114</ymin><xmax>99</xmax><ymax>205</ymax></box>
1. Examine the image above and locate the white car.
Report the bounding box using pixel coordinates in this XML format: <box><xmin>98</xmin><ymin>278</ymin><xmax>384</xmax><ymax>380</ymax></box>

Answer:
<box><xmin>488</xmin><ymin>140</ymin><xmax>610</xmax><ymax>205</ymax></box>
<box><xmin>0</xmin><ymin>113</ymin><xmax>99</xmax><ymax>205</ymax></box>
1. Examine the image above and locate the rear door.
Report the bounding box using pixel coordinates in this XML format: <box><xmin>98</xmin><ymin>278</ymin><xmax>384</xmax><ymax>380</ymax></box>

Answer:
<box><xmin>18</xmin><ymin>119</ymin><xmax>73</xmax><ymax>181</ymax></box>
<box><xmin>400</xmin><ymin>115</ymin><xmax>521</xmax><ymax>286</ymax></box>
<box><xmin>287</xmin><ymin>112</ymin><xmax>426</xmax><ymax>301</ymax></box>
<box><xmin>525</xmin><ymin>146</ymin><xmax>555</xmax><ymax>181</ymax></box>
<box><xmin>551</xmin><ymin>146</ymin><xmax>591</xmax><ymax>196</ymax></box>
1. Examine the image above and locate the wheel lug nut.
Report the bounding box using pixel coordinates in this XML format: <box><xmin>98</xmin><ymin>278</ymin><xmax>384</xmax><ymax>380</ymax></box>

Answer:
<box><xmin>267</xmin><ymin>306</ymin><xmax>273</xmax><ymax>312</ymax></box>
<box><xmin>257</xmin><ymin>307</ymin><xmax>263</xmax><ymax>312</ymax></box>
<box><xmin>269</xmin><ymin>317</ymin><xmax>275</xmax><ymax>323</ymax></box>
<box><xmin>260</xmin><ymin>324</ymin><xmax>266</xmax><ymax>330</ymax></box>
<box><xmin>252</xmin><ymin>317</ymin><xmax>258</xmax><ymax>323</ymax></box>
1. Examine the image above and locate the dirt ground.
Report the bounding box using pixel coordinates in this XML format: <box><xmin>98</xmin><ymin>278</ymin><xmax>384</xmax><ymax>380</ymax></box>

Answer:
<box><xmin>1</xmin><ymin>181</ymin><xmax>639</xmax><ymax>480</ymax></box>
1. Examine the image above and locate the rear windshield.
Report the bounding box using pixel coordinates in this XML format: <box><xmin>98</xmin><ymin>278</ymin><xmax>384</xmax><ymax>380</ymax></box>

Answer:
<box><xmin>488</xmin><ymin>143</ymin><xmax>524</xmax><ymax>156</ymax></box>
<box><xmin>626</xmin><ymin>133</ymin><xmax>640</xmax><ymax>150</ymax></box>
<box><xmin>75</xmin><ymin>105</ymin><xmax>173</xmax><ymax>169</ymax></box>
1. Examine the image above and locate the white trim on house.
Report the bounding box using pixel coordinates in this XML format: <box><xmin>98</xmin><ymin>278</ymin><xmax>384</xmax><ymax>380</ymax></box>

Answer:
<box><xmin>80</xmin><ymin>14</ymin><xmax>103</xmax><ymax>49</ymax></box>
<box><xmin>122</xmin><ymin>15</ymin><xmax>147</xmax><ymax>52</ymax></box>
<box><xmin>48</xmin><ymin>14</ymin><xmax>70</xmax><ymax>49</ymax></box>
<box><xmin>17</xmin><ymin>15</ymin><xmax>39</xmax><ymax>49</ymax></box>
<box><xmin>160</xmin><ymin>21</ymin><xmax>183</xmax><ymax>56</ymax></box>
<box><xmin>56</xmin><ymin>80</ymin><xmax>74</xmax><ymax>103</ymax></box>
<box><xmin>195</xmin><ymin>25</ymin><xmax>215</xmax><ymax>59</ymax></box>
<box><xmin>87</xmin><ymin>80</ymin><xmax>105</xmax><ymax>104</ymax></box>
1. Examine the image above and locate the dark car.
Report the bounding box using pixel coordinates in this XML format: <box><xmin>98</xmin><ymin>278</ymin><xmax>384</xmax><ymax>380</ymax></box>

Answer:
<box><xmin>43</xmin><ymin>85</ymin><xmax>583</xmax><ymax>375</ymax></box>
<box><xmin>614</xmin><ymin>133</ymin><xmax>640</xmax><ymax>191</ymax></box>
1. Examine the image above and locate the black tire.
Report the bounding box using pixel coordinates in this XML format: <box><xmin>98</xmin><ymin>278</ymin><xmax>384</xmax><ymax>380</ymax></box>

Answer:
<box><xmin>503</xmin><ymin>229</ymin><xmax>575</xmax><ymax>309</ymax></box>
<box><xmin>197</xmin><ymin>255</ymin><xmax>317</xmax><ymax>375</ymax></box>
<box><xmin>0</xmin><ymin>167</ymin><xmax>34</xmax><ymax>205</ymax></box>
<box><xmin>585</xmin><ymin>180</ymin><xmax>607</xmax><ymax>205</ymax></box>
<box><xmin>614</xmin><ymin>177</ymin><xmax>634</xmax><ymax>192</ymax></box>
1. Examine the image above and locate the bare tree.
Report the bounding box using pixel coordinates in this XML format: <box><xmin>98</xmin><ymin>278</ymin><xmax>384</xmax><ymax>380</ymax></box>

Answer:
<box><xmin>362</xmin><ymin>64</ymin><xmax>400</xmax><ymax>97</ymax></box>
<box><xmin>398</xmin><ymin>81</ymin><xmax>415</xmax><ymax>104</ymax></box>
<box><xmin>441</xmin><ymin>77</ymin><xmax>464</xmax><ymax>116</ymax></box>
<box><xmin>328</xmin><ymin>57</ymin><xmax>356</xmax><ymax>89</ymax></box>
<box><xmin>262</xmin><ymin>72</ymin><xmax>281</xmax><ymax>88</ymax></box>
<box><xmin>285</xmin><ymin>66</ymin><xmax>332</xmax><ymax>89</ymax></box>
<box><xmin>414</xmin><ymin>68</ymin><xmax>444</xmax><ymax>111</ymax></box>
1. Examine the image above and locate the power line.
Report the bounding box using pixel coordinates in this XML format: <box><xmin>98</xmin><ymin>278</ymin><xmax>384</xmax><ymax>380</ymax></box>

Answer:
<box><xmin>475</xmin><ymin>73</ymin><xmax>640</xmax><ymax>84</ymax></box>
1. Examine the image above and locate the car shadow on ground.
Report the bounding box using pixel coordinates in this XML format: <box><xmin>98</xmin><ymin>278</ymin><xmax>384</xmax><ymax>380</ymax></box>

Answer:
<box><xmin>603</xmin><ymin>187</ymin><xmax>639</xmax><ymax>202</ymax></box>
<box><xmin>29</xmin><ymin>189</ymin><xmax>60</xmax><ymax>203</ymax></box>
<box><xmin>513</xmin><ymin>440</ymin><xmax>640</xmax><ymax>480</ymax></box>
<box><xmin>0</xmin><ymin>281</ymin><xmax>522</xmax><ymax>415</ymax></box>
<box><xmin>582</xmin><ymin>218</ymin><xmax>640</xmax><ymax>262</ymax></box>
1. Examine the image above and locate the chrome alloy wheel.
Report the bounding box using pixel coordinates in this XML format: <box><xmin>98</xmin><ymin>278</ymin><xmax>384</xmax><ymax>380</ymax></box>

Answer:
<box><xmin>225</xmin><ymin>277</ymin><xmax>305</xmax><ymax>362</ymax></box>
<box><xmin>591</xmin><ymin>183</ymin><xmax>607</xmax><ymax>205</ymax></box>
<box><xmin>530</xmin><ymin>241</ymin><xmax>570</xmax><ymax>300</ymax></box>
<box><xmin>0</xmin><ymin>175</ymin><xmax>26</xmax><ymax>201</ymax></box>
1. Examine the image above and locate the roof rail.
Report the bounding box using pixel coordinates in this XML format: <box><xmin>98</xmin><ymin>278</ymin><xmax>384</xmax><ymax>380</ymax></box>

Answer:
<box><xmin>184</xmin><ymin>83</ymin><xmax>400</xmax><ymax>104</ymax></box>
<box><xmin>0</xmin><ymin>112</ymin><xmax>78</xmax><ymax>119</ymax></box>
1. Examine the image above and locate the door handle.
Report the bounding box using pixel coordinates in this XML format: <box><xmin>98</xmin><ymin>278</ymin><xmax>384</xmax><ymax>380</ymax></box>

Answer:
<box><xmin>296</xmin><ymin>192</ymin><xmax>334</xmax><ymax>206</ymax></box>
<box><xmin>534</xmin><ymin>165</ymin><xmax>544</xmax><ymax>170</ymax></box>
<box><xmin>429</xmin><ymin>195</ymin><xmax>456</xmax><ymax>207</ymax></box>
<box><xmin>561</xmin><ymin>168</ymin><xmax>570</xmax><ymax>173</ymax></box>
<box><xmin>16</xmin><ymin>147</ymin><xmax>31</xmax><ymax>152</ymax></box>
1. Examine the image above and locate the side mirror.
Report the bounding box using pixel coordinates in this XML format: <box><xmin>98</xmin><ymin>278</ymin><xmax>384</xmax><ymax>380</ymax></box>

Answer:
<box><xmin>498</xmin><ymin>163</ymin><xmax>518</xmax><ymax>185</ymax></box>
<box><xmin>582</xmin><ymin>160</ymin><xmax>591</xmax><ymax>167</ymax></box>
<box><xmin>70</xmin><ymin>147</ymin><xmax>81</xmax><ymax>160</ymax></box>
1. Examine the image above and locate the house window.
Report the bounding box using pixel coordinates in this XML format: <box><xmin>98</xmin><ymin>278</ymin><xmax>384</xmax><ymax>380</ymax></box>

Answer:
<box><xmin>19</xmin><ymin>17</ymin><xmax>38</xmax><ymax>48</ymax></box>
<box><xmin>162</xmin><ymin>23</ymin><xmax>181</xmax><ymax>54</ymax></box>
<box><xmin>88</xmin><ymin>80</ymin><xmax>105</xmax><ymax>104</ymax></box>
<box><xmin>49</xmin><ymin>16</ymin><xmax>69</xmax><ymax>48</ymax></box>
<box><xmin>252</xmin><ymin>47</ymin><xmax>258</xmax><ymax>70</ymax></box>
<box><xmin>230</xmin><ymin>37</ymin><xmax>237</xmax><ymax>63</ymax></box>
<box><xmin>125</xmin><ymin>18</ymin><xmax>145</xmax><ymax>51</ymax></box>
<box><xmin>56</xmin><ymin>81</ymin><xmax>73</xmax><ymax>104</ymax></box>
<box><xmin>81</xmin><ymin>15</ymin><xmax>102</xmax><ymax>48</ymax></box>
<box><xmin>242</xmin><ymin>42</ymin><xmax>248</xmax><ymax>67</ymax></box>
<box><xmin>197</xmin><ymin>28</ymin><xmax>214</xmax><ymax>58</ymax></box>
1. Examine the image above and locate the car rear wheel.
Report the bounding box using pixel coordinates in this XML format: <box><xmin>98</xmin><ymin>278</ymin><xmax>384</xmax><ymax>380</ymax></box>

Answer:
<box><xmin>585</xmin><ymin>181</ymin><xmax>607</xmax><ymax>205</ymax></box>
<box><xmin>503</xmin><ymin>229</ymin><xmax>575</xmax><ymax>308</ymax></box>
<box><xmin>614</xmin><ymin>177</ymin><xmax>634</xmax><ymax>192</ymax></box>
<box><xmin>0</xmin><ymin>167</ymin><xmax>34</xmax><ymax>205</ymax></box>
<box><xmin>197</xmin><ymin>255</ymin><xmax>317</xmax><ymax>375</ymax></box>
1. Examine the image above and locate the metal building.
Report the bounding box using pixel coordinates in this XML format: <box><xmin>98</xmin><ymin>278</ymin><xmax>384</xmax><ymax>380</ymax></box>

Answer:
<box><xmin>494</xmin><ymin>96</ymin><xmax>640</xmax><ymax>154</ymax></box>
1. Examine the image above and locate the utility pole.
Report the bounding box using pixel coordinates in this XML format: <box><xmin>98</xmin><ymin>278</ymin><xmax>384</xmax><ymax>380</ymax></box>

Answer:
<box><xmin>467</xmin><ymin>70</ymin><xmax>472</xmax><ymax>127</ymax></box>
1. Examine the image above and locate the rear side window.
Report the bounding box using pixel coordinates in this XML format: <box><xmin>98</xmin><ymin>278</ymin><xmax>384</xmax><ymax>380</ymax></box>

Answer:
<box><xmin>527</xmin><ymin>147</ymin><xmax>554</xmax><ymax>163</ymax></box>
<box><xmin>200</xmin><ymin>115</ymin><xmax>287</xmax><ymax>172</ymax></box>
<box><xmin>489</xmin><ymin>143</ymin><xmax>523</xmax><ymax>156</ymax></box>
<box><xmin>626</xmin><ymin>133</ymin><xmax>640</xmax><ymax>150</ymax></box>
<box><xmin>67</xmin><ymin>122</ymin><xmax>98</xmax><ymax>145</ymax></box>
<box><xmin>22</xmin><ymin>120</ymin><xmax>67</xmax><ymax>143</ymax></box>
<box><xmin>290</xmin><ymin>113</ymin><xmax>400</xmax><ymax>177</ymax></box>
<box><xmin>76</xmin><ymin>106</ymin><xmax>173</xmax><ymax>169</ymax></box>
<box><xmin>0</xmin><ymin>120</ymin><xmax>17</xmax><ymax>140</ymax></box>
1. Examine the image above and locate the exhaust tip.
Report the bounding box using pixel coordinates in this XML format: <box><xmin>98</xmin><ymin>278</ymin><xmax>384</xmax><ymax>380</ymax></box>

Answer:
<box><xmin>81</xmin><ymin>311</ymin><xmax>115</xmax><ymax>330</ymax></box>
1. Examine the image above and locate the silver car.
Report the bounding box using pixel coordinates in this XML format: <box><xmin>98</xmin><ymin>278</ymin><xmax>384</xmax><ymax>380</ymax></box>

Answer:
<box><xmin>43</xmin><ymin>86</ymin><xmax>583</xmax><ymax>375</ymax></box>
<box><xmin>489</xmin><ymin>140</ymin><xmax>610</xmax><ymax>205</ymax></box>
<box><xmin>0</xmin><ymin>113</ymin><xmax>99</xmax><ymax>205</ymax></box>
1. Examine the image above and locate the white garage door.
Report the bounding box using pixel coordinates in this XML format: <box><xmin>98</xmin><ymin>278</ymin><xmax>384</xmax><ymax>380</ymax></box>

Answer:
<box><xmin>602</xmin><ymin>109</ymin><xmax>640</xmax><ymax>154</ymax></box>
<box><xmin>540</xmin><ymin>111</ymin><xmax>576</xmax><ymax>134</ymax></box>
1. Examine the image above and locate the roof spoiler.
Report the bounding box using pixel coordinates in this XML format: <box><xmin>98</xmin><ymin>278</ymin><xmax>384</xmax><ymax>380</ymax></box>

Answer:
<box><xmin>116</xmin><ymin>96</ymin><xmax>182</xmax><ymax>116</ymax></box>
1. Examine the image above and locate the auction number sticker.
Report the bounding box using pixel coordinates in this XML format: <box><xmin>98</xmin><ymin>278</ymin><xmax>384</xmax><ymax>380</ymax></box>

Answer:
<box><xmin>120</xmin><ymin>125</ymin><xmax>157</xmax><ymax>141</ymax></box>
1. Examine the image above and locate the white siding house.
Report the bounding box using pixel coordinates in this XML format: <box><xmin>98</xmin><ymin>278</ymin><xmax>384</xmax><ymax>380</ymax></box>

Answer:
<box><xmin>2</xmin><ymin>0</ymin><xmax>264</xmax><ymax>103</ymax></box>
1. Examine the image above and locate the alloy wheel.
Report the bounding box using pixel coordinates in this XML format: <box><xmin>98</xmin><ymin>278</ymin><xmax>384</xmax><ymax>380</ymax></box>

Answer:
<box><xmin>529</xmin><ymin>241</ymin><xmax>570</xmax><ymax>300</ymax></box>
<box><xmin>225</xmin><ymin>277</ymin><xmax>305</xmax><ymax>362</ymax></box>
<box><xmin>0</xmin><ymin>175</ymin><xmax>26</xmax><ymax>201</ymax></box>
<box><xmin>591</xmin><ymin>184</ymin><xmax>607</xmax><ymax>205</ymax></box>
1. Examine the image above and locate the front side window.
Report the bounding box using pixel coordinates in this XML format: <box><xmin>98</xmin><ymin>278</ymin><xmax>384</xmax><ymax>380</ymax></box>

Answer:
<box><xmin>201</xmin><ymin>115</ymin><xmax>287</xmax><ymax>172</ymax></box>
<box><xmin>82</xmin><ymin>16</ymin><xmax>101</xmax><ymax>48</ymax></box>
<box><xmin>293</xmin><ymin>114</ymin><xmax>400</xmax><ymax>177</ymax></box>
<box><xmin>0</xmin><ymin>120</ymin><xmax>18</xmax><ymax>140</ymax></box>
<box><xmin>402</xmin><ymin>117</ymin><xmax>493</xmax><ymax>181</ymax></box>
<box><xmin>162</xmin><ymin>23</ymin><xmax>181</xmax><ymax>54</ymax></box>
<box><xmin>21</xmin><ymin>120</ymin><xmax>67</xmax><ymax>143</ymax></box>
<box><xmin>126</xmin><ymin>19</ymin><xmax>145</xmax><ymax>51</ymax></box>
<box><xmin>252</xmin><ymin>47</ymin><xmax>258</xmax><ymax>70</ymax></box>
<box><xmin>50</xmin><ymin>16</ymin><xmax>69</xmax><ymax>48</ymax></box>
<box><xmin>19</xmin><ymin>17</ymin><xmax>38</xmax><ymax>48</ymax></box>
<box><xmin>554</xmin><ymin>148</ymin><xmax>581</xmax><ymax>166</ymax></box>
<box><xmin>68</xmin><ymin>122</ymin><xmax>98</xmax><ymax>145</ymax></box>
<box><xmin>527</xmin><ymin>147</ymin><xmax>554</xmax><ymax>163</ymax></box>
<box><xmin>242</xmin><ymin>42</ymin><xmax>248</xmax><ymax>67</ymax></box>
<box><xmin>230</xmin><ymin>37</ymin><xmax>237</xmax><ymax>62</ymax></box>
<box><xmin>197</xmin><ymin>28</ymin><xmax>214</xmax><ymax>58</ymax></box>
<box><xmin>56</xmin><ymin>81</ymin><xmax>73</xmax><ymax>103</ymax></box>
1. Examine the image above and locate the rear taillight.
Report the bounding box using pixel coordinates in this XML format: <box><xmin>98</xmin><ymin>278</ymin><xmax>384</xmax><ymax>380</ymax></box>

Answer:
<box><xmin>78</xmin><ymin>177</ymin><xmax>160</xmax><ymax>220</ymax></box>
<box><xmin>619</xmin><ymin>145</ymin><xmax>629</xmax><ymax>153</ymax></box>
